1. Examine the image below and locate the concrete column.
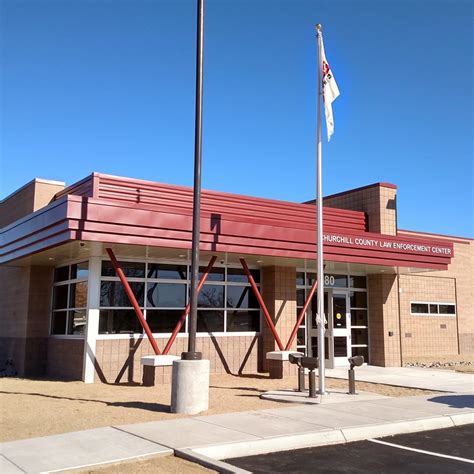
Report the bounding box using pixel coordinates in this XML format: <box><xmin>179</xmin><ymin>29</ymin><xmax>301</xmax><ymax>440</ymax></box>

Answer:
<box><xmin>82</xmin><ymin>256</ymin><xmax>101</xmax><ymax>383</ymax></box>
<box><xmin>171</xmin><ymin>359</ymin><xmax>210</xmax><ymax>414</ymax></box>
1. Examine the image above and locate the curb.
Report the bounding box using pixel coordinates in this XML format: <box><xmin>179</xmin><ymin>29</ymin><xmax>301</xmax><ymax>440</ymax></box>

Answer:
<box><xmin>185</xmin><ymin>414</ymin><xmax>473</xmax><ymax>471</ymax></box>
<box><xmin>175</xmin><ymin>448</ymin><xmax>251</xmax><ymax>474</ymax></box>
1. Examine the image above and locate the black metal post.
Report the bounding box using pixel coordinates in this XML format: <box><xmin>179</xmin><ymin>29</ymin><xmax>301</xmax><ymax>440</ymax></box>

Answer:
<box><xmin>308</xmin><ymin>370</ymin><xmax>317</xmax><ymax>398</ymax></box>
<box><xmin>183</xmin><ymin>0</ymin><xmax>204</xmax><ymax>361</ymax></box>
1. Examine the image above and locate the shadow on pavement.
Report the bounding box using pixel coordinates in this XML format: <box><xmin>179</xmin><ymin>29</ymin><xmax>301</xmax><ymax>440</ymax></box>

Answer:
<box><xmin>428</xmin><ymin>394</ymin><xmax>474</xmax><ymax>409</ymax></box>
<box><xmin>0</xmin><ymin>390</ymin><xmax>170</xmax><ymax>413</ymax></box>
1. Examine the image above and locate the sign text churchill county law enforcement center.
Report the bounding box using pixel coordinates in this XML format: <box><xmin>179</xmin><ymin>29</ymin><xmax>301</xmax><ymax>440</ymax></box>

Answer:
<box><xmin>323</xmin><ymin>233</ymin><xmax>452</xmax><ymax>255</ymax></box>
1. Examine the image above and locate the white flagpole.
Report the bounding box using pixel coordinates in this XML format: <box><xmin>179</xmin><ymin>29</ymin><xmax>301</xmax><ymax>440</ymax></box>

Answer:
<box><xmin>315</xmin><ymin>24</ymin><xmax>326</xmax><ymax>394</ymax></box>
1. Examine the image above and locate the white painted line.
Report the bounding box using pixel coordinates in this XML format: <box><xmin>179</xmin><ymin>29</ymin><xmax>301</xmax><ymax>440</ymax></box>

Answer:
<box><xmin>368</xmin><ymin>438</ymin><xmax>474</xmax><ymax>464</ymax></box>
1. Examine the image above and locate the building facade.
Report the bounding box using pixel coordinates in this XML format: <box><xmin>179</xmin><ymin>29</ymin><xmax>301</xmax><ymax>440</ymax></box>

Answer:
<box><xmin>1</xmin><ymin>173</ymin><xmax>472</xmax><ymax>383</ymax></box>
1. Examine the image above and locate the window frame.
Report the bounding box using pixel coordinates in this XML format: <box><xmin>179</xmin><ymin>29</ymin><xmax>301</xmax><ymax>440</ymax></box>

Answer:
<box><xmin>410</xmin><ymin>301</ymin><xmax>456</xmax><ymax>316</ymax></box>
<box><xmin>97</xmin><ymin>258</ymin><xmax>262</xmax><ymax>337</ymax></box>
<box><xmin>50</xmin><ymin>260</ymin><xmax>89</xmax><ymax>338</ymax></box>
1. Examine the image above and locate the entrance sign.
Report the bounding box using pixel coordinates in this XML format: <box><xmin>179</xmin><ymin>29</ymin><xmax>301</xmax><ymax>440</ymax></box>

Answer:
<box><xmin>323</xmin><ymin>232</ymin><xmax>452</xmax><ymax>256</ymax></box>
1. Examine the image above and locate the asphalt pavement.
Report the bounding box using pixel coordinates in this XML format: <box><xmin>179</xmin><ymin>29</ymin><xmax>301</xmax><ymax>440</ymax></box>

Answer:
<box><xmin>226</xmin><ymin>424</ymin><xmax>474</xmax><ymax>473</ymax></box>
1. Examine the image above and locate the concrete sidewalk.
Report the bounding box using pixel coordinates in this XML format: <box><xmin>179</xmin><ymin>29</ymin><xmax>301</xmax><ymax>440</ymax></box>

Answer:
<box><xmin>1</xmin><ymin>391</ymin><xmax>472</xmax><ymax>473</ymax></box>
<box><xmin>326</xmin><ymin>365</ymin><xmax>474</xmax><ymax>393</ymax></box>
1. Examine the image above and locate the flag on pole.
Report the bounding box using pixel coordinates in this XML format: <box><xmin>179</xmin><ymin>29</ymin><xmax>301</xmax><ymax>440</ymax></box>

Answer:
<box><xmin>320</xmin><ymin>34</ymin><xmax>339</xmax><ymax>141</ymax></box>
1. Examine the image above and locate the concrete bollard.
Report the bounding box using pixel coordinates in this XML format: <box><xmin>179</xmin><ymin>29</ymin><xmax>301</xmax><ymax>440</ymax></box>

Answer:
<box><xmin>171</xmin><ymin>359</ymin><xmax>210</xmax><ymax>414</ymax></box>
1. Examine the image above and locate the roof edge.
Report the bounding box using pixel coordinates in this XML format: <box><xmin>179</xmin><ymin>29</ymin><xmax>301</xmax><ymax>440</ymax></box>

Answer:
<box><xmin>1</xmin><ymin>178</ymin><xmax>65</xmax><ymax>204</ymax></box>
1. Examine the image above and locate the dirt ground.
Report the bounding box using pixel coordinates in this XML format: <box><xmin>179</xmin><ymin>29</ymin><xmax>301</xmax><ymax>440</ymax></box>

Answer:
<box><xmin>0</xmin><ymin>374</ymin><xmax>435</xmax><ymax>444</ymax></box>
<box><xmin>73</xmin><ymin>454</ymin><xmax>215</xmax><ymax>474</ymax></box>
<box><xmin>0</xmin><ymin>374</ymin><xmax>440</xmax><ymax>473</ymax></box>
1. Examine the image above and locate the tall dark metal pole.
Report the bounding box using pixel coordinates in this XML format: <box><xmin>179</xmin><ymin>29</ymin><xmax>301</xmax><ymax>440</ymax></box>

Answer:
<box><xmin>183</xmin><ymin>0</ymin><xmax>205</xmax><ymax>360</ymax></box>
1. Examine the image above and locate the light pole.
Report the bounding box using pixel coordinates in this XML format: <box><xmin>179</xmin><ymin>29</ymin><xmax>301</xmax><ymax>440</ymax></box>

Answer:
<box><xmin>171</xmin><ymin>0</ymin><xmax>210</xmax><ymax>415</ymax></box>
<box><xmin>183</xmin><ymin>0</ymin><xmax>205</xmax><ymax>361</ymax></box>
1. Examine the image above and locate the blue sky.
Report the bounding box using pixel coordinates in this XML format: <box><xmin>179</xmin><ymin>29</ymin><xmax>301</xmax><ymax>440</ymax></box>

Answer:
<box><xmin>1</xmin><ymin>0</ymin><xmax>472</xmax><ymax>237</ymax></box>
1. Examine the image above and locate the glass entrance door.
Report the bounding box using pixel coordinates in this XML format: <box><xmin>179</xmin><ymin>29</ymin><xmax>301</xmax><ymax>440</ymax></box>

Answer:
<box><xmin>331</xmin><ymin>293</ymin><xmax>351</xmax><ymax>367</ymax></box>
<box><xmin>308</xmin><ymin>290</ymin><xmax>351</xmax><ymax>368</ymax></box>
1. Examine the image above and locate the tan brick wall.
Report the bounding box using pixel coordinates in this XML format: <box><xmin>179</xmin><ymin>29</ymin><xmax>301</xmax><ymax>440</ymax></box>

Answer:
<box><xmin>398</xmin><ymin>235</ymin><xmax>473</xmax><ymax>357</ymax></box>
<box><xmin>94</xmin><ymin>335</ymin><xmax>259</xmax><ymax>384</ymax></box>
<box><xmin>0</xmin><ymin>183</ymin><xmax>35</xmax><ymax>228</ymax></box>
<box><xmin>324</xmin><ymin>184</ymin><xmax>397</xmax><ymax>235</ymax></box>
<box><xmin>47</xmin><ymin>338</ymin><xmax>84</xmax><ymax>380</ymax></box>
<box><xmin>0</xmin><ymin>179</ymin><xmax>64</xmax><ymax>228</ymax></box>
<box><xmin>368</xmin><ymin>273</ymin><xmax>401</xmax><ymax>366</ymax></box>
<box><xmin>261</xmin><ymin>266</ymin><xmax>297</xmax><ymax>374</ymax></box>
<box><xmin>399</xmin><ymin>275</ymin><xmax>458</xmax><ymax>358</ymax></box>
<box><xmin>0</xmin><ymin>266</ymin><xmax>30</xmax><ymax>339</ymax></box>
<box><xmin>0</xmin><ymin>265</ymin><xmax>53</xmax><ymax>375</ymax></box>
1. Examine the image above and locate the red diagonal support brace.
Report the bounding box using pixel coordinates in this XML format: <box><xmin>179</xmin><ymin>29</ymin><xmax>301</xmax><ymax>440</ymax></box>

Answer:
<box><xmin>106</xmin><ymin>248</ymin><xmax>161</xmax><ymax>355</ymax></box>
<box><xmin>239</xmin><ymin>258</ymin><xmax>284</xmax><ymax>351</ymax></box>
<box><xmin>163</xmin><ymin>256</ymin><xmax>217</xmax><ymax>354</ymax></box>
<box><xmin>285</xmin><ymin>279</ymin><xmax>318</xmax><ymax>350</ymax></box>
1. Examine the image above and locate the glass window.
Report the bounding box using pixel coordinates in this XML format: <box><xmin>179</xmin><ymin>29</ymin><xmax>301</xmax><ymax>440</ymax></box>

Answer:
<box><xmin>297</xmin><ymin>328</ymin><xmax>305</xmax><ymax>346</ymax></box>
<box><xmin>197</xmin><ymin>310</ymin><xmax>224</xmax><ymax>332</ymax></box>
<box><xmin>333</xmin><ymin>295</ymin><xmax>347</xmax><ymax>329</ymax></box>
<box><xmin>68</xmin><ymin>310</ymin><xmax>86</xmax><ymax>335</ymax></box>
<box><xmin>99</xmin><ymin>309</ymin><xmax>143</xmax><ymax>334</ymax></box>
<box><xmin>226</xmin><ymin>286</ymin><xmax>259</xmax><ymax>309</ymax></box>
<box><xmin>51</xmin><ymin>311</ymin><xmax>67</xmax><ymax>334</ymax></box>
<box><xmin>350</xmin><ymin>291</ymin><xmax>367</xmax><ymax>309</ymax></box>
<box><xmin>311</xmin><ymin>336</ymin><xmax>329</xmax><ymax>360</ymax></box>
<box><xmin>227</xmin><ymin>268</ymin><xmax>260</xmax><ymax>283</ymax></box>
<box><xmin>199</xmin><ymin>266</ymin><xmax>225</xmax><ymax>282</ymax></box>
<box><xmin>351</xmin><ymin>309</ymin><xmax>368</xmax><ymax>326</ymax></box>
<box><xmin>326</xmin><ymin>274</ymin><xmax>348</xmax><ymax>288</ymax></box>
<box><xmin>54</xmin><ymin>266</ymin><xmax>69</xmax><ymax>282</ymax></box>
<box><xmin>198</xmin><ymin>285</ymin><xmax>224</xmax><ymax>308</ymax></box>
<box><xmin>352</xmin><ymin>346</ymin><xmax>368</xmax><ymax>362</ymax></box>
<box><xmin>334</xmin><ymin>337</ymin><xmax>348</xmax><ymax>357</ymax></box>
<box><xmin>350</xmin><ymin>275</ymin><xmax>367</xmax><ymax>289</ymax></box>
<box><xmin>296</xmin><ymin>272</ymin><xmax>305</xmax><ymax>286</ymax></box>
<box><xmin>411</xmin><ymin>303</ymin><xmax>429</xmax><ymax>314</ymax></box>
<box><xmin>429</xmin><ymin>304</ymin><xmax>438</xmax><ymax>314</ymax></box>
<box><xmin>147</xmin><ymin>264</ymin><xmax>187</xmax><ymax>280</ymax></box>
<box><xmin>439</xmin><ymin>304</ymin><xmax>455</xmax><ymax>315</ymax></box>
<box><xmin>146</xmin><ymin>310</ymin><xmax>185</xmax><ymax>333</ymax></box>
<box><xmin>69</xmin><ymin>282</ymin><xmax>88</xmax><ymax>308</ymax></box>
<box><xmin>147</xmin><ymin>283</ymin><xmax>186</xmax><ymax>308</ymax></box>
<box><xmin>52</xmin><ymin>285</ymin><xmax>69</xmax><ymax>310</ymax></box>
<box><xmin>71</xmin><ymin>262</ymin><xmax>89</xmax><ymax>280</ymax></box>
<box><xmin>226</xmin><ymin>311</ymin><xmax>260</xmax><ymax>332</ymax></box>
<box><xmin>296</xmin><ymin>289</ymin><xmax>306</xmax><ymax>307</ymax></box>
<box><xmin>51</xmin><ymin>263</ymin><xmax>89</xmax><ymax>336</ymax></box>
<box><xmin>351</xmin><ymin>328</ymin><xmax>368</xmax><ymax>345</ymax></box>
<box><xmin>100</xmin><ymin>281</ymin><xmax>144</xmax><ymax>307</ymax></box>
<box><xmin>101</xmin><ymin>261</ymin><xmax>145</xmax><ymax>278</ymax></box>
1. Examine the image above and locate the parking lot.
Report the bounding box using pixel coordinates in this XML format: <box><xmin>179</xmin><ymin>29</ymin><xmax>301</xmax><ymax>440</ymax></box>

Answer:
<box><xmin>226</xmin><ymin>424</ymin><xmax>474</xmax><ymax>473</ymax></box>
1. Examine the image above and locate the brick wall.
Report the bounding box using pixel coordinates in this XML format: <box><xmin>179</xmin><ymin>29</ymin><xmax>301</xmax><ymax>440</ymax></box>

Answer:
<box><xmin>47</xmin><ymin>338</ymin><xmax>84</xmax><ymax>380</ymax></box>
<box><xmin>399</xmin><ymin>275</ymin><xmax>458</xmax><ymax>358</ymax></box>
<box><xmin>324</xmin><ymin>183</ymin><xmax>397</xmax><ymax>235</ymax></box>
<box><xmin>0</xmin><ymin>265</ymin><xmax>53</xmax><ymax>376</ymax></box>
<box><xmin>368</xmin><ymin>273</ymin><xmax>401</xmax><ymax>366</ymax></box>
<box><xmin>0</xmin><ymin>179</ymin><xmax>64</xmax><ymax>228</ymax></box>
<box><xmin>398</xmin><ymin>236</ymin><xmax>473</xmax><ymax>357</ymax></box>
<box><xmin>261</xmin><ymin>266</ymin><xmax>297</xmax><ymax>373</ymax></box>
<box><xmin>94</xmin><ymin>335</ymin><xmax>260</xmax><ymax>384</ymax></box>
